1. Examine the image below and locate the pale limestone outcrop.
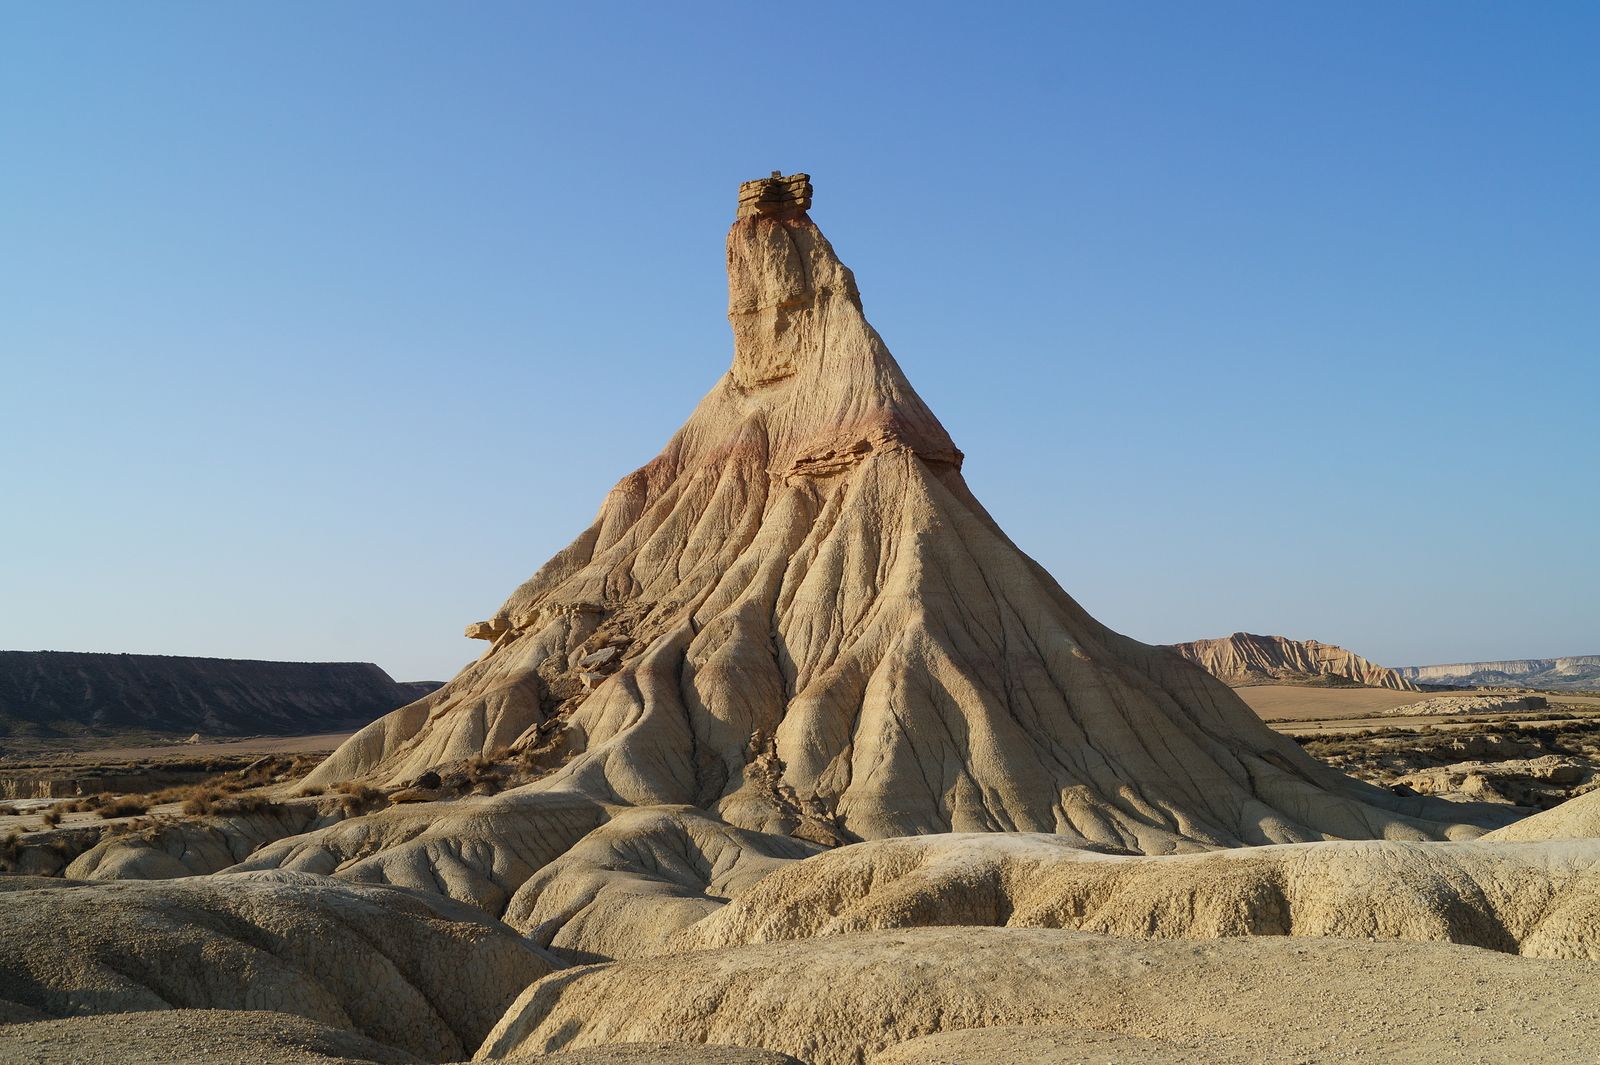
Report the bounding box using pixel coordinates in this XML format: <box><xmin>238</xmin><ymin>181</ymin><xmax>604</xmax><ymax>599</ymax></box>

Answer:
<box><xmin>1381</xmin><ymin>694</ymin><xmax>1548</xmax><ymax>716</ymax></box>
<box><xmin>229</xmin><ymin>791</ymin><xmax>611</xmax><ymax>917</ymax></box>
<box><xmin>1168</xmin><ymin>632</ymin><xmax>1417</xmax><ymax>690</ymax></box>
<box><xmin>0</xmin><ymin>872</ymin><xmax>552</xmax><ymax>1060</ymax></box>
<box><xmin>0</xmin><ymin>1010</ymin><xmax>421</xmax><ymax>1065</ymax></box>
<box><xmin>475</xmin><ymin>926</ymin><xmax>1600</xmax><ymax>1065</ymax></box>
<box><xmin>667</xmin><ymin>832</ymin><xmax>1600</xmax><ymax>960</ymax></box>
<box><xmin>1399</xmin><ymin>655</ymin><xmax>1600</xmax><ymax>691</ymax></box>
<box><xmin>0</xmin><ymin>1013</ymin><xmax>803</xmax><ymax>1065</ymax></box>
<box><xmin>65</xmin><ymin>801</ymin><xmax>331</xmax><ymax>880</ymax></box>
<box><xmin>294</xmin><ymin>175</ymin><xmax>1508</xmax><ymax>865</ymax></box>
<box><xmin>501</xmin><ymin>805</ymin><xmax>821</xmax><ymax>956</ymax></box>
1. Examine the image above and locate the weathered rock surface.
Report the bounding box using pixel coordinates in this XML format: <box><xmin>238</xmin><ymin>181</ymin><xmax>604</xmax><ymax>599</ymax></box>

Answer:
<box><xmin>476</xmin><ymin>926</ymin><xmax>1600</xmax><ymax>1065</ymax></box>
<box><xmin>667</xmin><ymin>833</ymin><xmax>1600</xmax><ymax>960</ymax></box>
<box><xmin>0</xmin><ymin>650</ymin><xmax>439</xmax><ymax>737</ymax></box>
<box><xmin>0</xmin><ymin>872</ymin><xmax>552</xmax><ymax>1060</ymax></box>
<box><xmin>0</xmin><ymin>1010</ymin><xmax>421</xmax><ymax>1065</ymax></box>
<box><xmin>293</xmin><ymin>174</ymin><xmax>1506</xmax><ymax>866</ymax></box>
<box><xmin>1399</xmin><ymin>655</ymin><xmax>1600</xmax><ymax>691</ymax></box>
<box><xmin>231</xmin><ymin>791</ymin><xmax>612</xmax><ymax>916</ymax></box>
<box><xmin>0</xmin><ymin>1013</ymin><xmax>803</xmax><ymax>1065</ymax></box>
<box><xmin>503</xmin><ymin>805</ymin><xmax>821</xmax><ymax>957</ymax></box>
<box><xmin>868</xmin><ymin>1028</ymin><xmax>1238</xmax><ymax>1065</ymax></box>
<box><xmin>1299</xmin><ymin>720</ymin><xmax>1600</xmax><ymax>809</ymax></box>
<box><xmin>1168</xmin><ymin>633</ymin><xmax>1417</xmax><ymax>690</ymax></box>
<box><xmin>64</xmin><ymin>801</ymin><xmax>332</xmax><ymax>880</ymax></box>
<box><xmin>1381</xmin><ymin>694</ymin><xmax>1549</xmax><ymax>715</ymax></box>
<box><xmin>1393</xmin><ymin>755</ymin><xmax>1592</xmax><ymax>807</ymax></box>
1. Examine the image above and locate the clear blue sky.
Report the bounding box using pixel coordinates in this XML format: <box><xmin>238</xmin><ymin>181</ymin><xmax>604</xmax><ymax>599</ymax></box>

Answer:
<box><xmin>2</xmin><ymin>2</ymin><xmax>1595</xmax><ymax>681</ymax></box>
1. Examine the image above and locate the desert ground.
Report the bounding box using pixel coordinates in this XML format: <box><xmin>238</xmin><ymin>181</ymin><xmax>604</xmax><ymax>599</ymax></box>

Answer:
<box><xmin>4</xmin><ymin>175</ymin><xmax>1599</xmax><ymax>1064</ymax></box>
<box><xmin>1235</xmin><ymin>682</ymin><xmax>1600</xmax><ymax>723</ymax></box>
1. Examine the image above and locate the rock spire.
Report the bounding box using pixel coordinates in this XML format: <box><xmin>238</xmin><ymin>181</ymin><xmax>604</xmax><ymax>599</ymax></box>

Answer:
<box><xmin>301</xmin><ymin>173</ymin><xmax>1507</xmax><ymax>855</ymax></box>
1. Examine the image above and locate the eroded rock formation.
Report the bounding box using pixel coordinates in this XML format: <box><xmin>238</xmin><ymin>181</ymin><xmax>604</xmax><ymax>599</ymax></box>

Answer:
<box><xmin>7</xmin><ymin>172</ymin><xmax>1600</xmax><ymax>1065</ymax></box>
<box><xmin>478</xmin><ymin>927</ymin><xmax>1600</xmax><ymax>1065</ymax></box>
<box><xmin>0</xmin><ymin>872</ymin><xmax>551</xmax><ymax>1059</ymax></box>
<box><xmin>294</xmin><ymin>174</ymin><xmax>1504</xmax><ymax>863</ymax></box>
<box><xmin>1168</xmin><ymin>633</ymin><xmax>1418</xmax><ymax>690</ymax></box>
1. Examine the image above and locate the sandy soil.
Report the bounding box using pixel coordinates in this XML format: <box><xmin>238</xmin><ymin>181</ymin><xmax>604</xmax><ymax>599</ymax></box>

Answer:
<box><xmin>1236</xmin><ymin>685</ymin><xmax>1454</xmax><ymax>720</ymax></box>
<box><xmin>1237</xmin><ymin>684</ymin><xmax>1600</xmax><ymax>725</ymax></box>
<box><xmin>2</xmin><ymin>732</ymin><xmax>355</xmax><ymax>768</ymax></box>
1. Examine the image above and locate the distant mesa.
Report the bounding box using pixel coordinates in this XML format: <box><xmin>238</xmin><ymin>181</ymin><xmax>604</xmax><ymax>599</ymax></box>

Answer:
<box><xmin>1398</xmin><ymin>656</ymin><xmax>1600</xmax><ymax>693</ymax></box>
<box><xmin>1168</xmin><ymin>633</ymin><xmax>1417</xmax><ymax>691</ymax></box>
<box><xmin>0</xmin><ymin>650</ymin><xmax>441</xmax><ymax>738</ymax></box>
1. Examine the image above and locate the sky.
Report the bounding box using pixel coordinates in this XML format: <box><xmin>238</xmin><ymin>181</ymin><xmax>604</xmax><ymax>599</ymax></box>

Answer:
<box><xmin>1</xmin><ymin>2</ymin><xmax>1595</xmax><ymax>682</ymax></box>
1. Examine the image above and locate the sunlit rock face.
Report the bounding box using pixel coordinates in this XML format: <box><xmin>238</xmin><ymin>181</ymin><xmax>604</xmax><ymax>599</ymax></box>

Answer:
<box><xmin>1169</xmin><ymin>633</ymin><xmax>1418</xmax><ymax>690</ymax></box>
<box><xmin>299</xmin><ymin>173</ymin><xmax>1507</xmax><ymax>855</ymax></box>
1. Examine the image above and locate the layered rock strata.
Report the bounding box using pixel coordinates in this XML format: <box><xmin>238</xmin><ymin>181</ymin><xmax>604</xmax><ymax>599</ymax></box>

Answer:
<box><xmin>294</xmin><ymin>175</ymin><xmax>1507</xmax><ymax>863</ymax></box>
<box><xmin>1169</xmin><ymin>633</ymin><xmax>1417</xmax><ymax>690</ymax></box>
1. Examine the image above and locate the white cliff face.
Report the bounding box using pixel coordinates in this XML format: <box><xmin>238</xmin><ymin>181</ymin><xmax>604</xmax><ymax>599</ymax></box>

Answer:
<box><xmin>1169</xmin><ymin>633</ymin><xmax>1417</xmax><ymax>691</ymax></box>
<box><xmin>1399</xmin><ymin>656</ymin><xmax>1600</xmax><ymax>691</ymax></box>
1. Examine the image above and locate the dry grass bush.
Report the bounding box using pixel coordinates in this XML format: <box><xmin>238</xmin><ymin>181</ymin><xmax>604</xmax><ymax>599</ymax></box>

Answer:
<box><xmin>0</xmin><ymin>803</ymin><xmax>17</xmax><ymax>817</ymax></box>
<box><xmin>62</xmin><ymin>792</ymin><xmax>120</xmax><ymax>814</ymax></box>
<box><xmin>213</xmin><ymin>794</ymin><xmax>281</xmax><ymax>817</ymax></box>
<box><xmin>180</xmin><ymin>787</ymin><xmax>226</xmax><ymax>815</ymax></box>
<box><xmin>151</xmin><ymin>777</ymin><xmax>249</xmax><ymax>809</ymax></box>
<box><xmin>463</xmin><ymin>755</ymin><xmax>506</xmax><ymax>795</ymax></box>
<box><xmin>40</xmin><ymin>810</ymin><xmax>61</xmax><ymax>828</ymax></box>
<box><xmin>327</xmin><ymin>781</ymin><xmax>389</xmax><ymax>818</ymax></box>
<box><xmin>102</xmin><ymin>816</ymin><xmax>159</xmax><ymax>840</ymax></box>
<box><xmin>97</xmin><ymin>796</ymin><xmax>151</xmax><ymax>819</ymax></box>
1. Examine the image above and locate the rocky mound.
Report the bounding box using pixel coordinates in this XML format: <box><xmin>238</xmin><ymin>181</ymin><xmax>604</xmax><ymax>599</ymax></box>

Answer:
<box><xmin>1380</xmin><ymin>694</ymin><xmax>1548</xmax><ymax>716</ymax></box>
<box><xmin>0</xmin><ymin>871</ymin><xmax>551</xmax><ymax>1059</ymax></box>
<box><xmin>1399</xmin><ymin>655</ymin><xmax>1600</xmax><ymax>691</ymax></box>
<box><xmin>479</xmin><ymin>926</ymin><xmax>1600</xmax><ymax>1065</ymax></box>
<box><xmin>289</xmin><ymin>173</ymin><xmax>1501</xmax><ymax>864</ymax></box>
<box><xmin>0</xmin><ymin>1012</ymin><xmax>803</xmax><ymax>1065</ymax></box>
<box><xmin>0</xmin><ymin>1010</ymin><xmax>421</xmax><ymax>1065</ymax></box>
<box><xmin>0</xmin><ymin>1010</ymin><xmax>806</xmax><ymax>1061</ymax></box>
<box><xmin>666</xmin><ymin>833</ymin><xmax>1600</xmax><ymax>960</ymax></box>
<box><xmin>1168</xmin><ymin>633</ymin><xmax>1416</xmax><ymax>690</ymax></box>
<box><xmin>1486</xmin><ymin>788</ymin><xmax>1600</xmax><ymax>842</ymax></box>
<box><xmin>502</xmin><ymin>805</ymin><xmax>822</xmax><ymax>959</ymax></box>
<box><xmin>0</xmin><ymin>650</ymin><xmax>439</xmax><ymax>737</ymax></box>
<box><xmin>867</xmin><ymin>1029</ymin><xmax>1240</xmax><ymax>1065</ymax></box>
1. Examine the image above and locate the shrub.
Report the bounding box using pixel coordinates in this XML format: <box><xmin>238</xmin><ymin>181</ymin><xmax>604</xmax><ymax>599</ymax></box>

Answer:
<box><xmin>214</xmin><ymin>795</ymin><xmax>280</xmax><ymax>817</ymax></box>
<box><xmin>330</xmin><ymin>781</ymin><xmax>388</xmax><ymax>817</ymax></box>
<box><xmin>97</xmin><ymin>796</ymin><xmax>151</xmax><ymax>819</ymax></box>
<box><xmin>63</xmin><ymin>792</ymin><xmax>115</xmax><ymax>814</ymax></box>
<box><xmin>181</xmin><ymin>788</ymin><xmax>225</xmax><ymax>816</ymax></box>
